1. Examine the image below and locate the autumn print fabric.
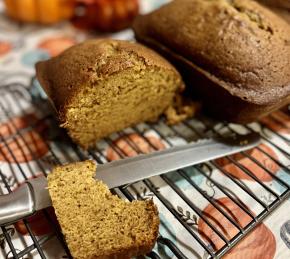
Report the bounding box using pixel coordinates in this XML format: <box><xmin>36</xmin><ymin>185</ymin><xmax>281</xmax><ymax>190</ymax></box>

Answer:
<box><xmin>0</xmin><ymin>0</ymin><xmax>289</xmax><ymax>258</ymax></box>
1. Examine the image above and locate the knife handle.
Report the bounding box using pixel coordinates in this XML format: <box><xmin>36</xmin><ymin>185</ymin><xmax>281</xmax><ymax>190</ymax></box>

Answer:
<box><xmin>0</xmin><ymin>183</ymin><xmax>35</xmax><ymax>226</ymax></box>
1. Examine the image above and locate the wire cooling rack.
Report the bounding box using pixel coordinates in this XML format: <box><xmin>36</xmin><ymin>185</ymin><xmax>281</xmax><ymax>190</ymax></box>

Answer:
<box><xmin>0</xmin><ymin>74</ymin><xmax>289</xmax><ymax>259</ymax></box>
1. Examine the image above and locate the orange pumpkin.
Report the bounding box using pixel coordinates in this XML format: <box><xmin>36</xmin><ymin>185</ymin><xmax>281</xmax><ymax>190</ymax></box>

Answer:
<box><xmin>4</xmin><ymin>0</ymin><xmax>75</xmax><ymax>24</ymax></box>
<box><xmin>38</xmin><ymin>36</ymin><xmax>76</xmax><ymax>57</ymax></box>
<box><xmin>198</xmin><ymin>197</ymin><xmax>276</xmax><ymax>258</ymax></box>
<box><xmin>106</xmin><ymin>133</ymin><xmax>165</xmax><ymax>161</ymax></box>
<box><xmin>14</xmin><ymin>176</ymin><xmax>59</xmax><ymax>236</ymax></box>
<box><xmin>15</xmin><ymin>207</ymin><xmax>58</xmax><ymax>236</ymax></box>
<box><xmin>73</xmin><ymin>0</ymin><xmax>139</xmax><ymax>32</ymax></box>
<box><xmin>260</xmin><ymin>111</ymin><xmax>290</xmax><ymax>135</ymax></box>
<box><xmin>215</xmin><ymin>144</ymin><xmax>279</xmax><ymax>182</ymax></box>
<box><xmin>0</xmin><ymin>114</ymin><xmax>48</xmax><ymax>163</ymax></box>
<box><xmin>0</xmin><ymin>41</ymin><xmax>12</xmax><ymax>57</ymax></box>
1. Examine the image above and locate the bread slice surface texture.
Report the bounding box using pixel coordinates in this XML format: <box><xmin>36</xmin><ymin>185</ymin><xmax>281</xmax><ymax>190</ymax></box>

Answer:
<box><xmin>47</xmin><ymin>160</ymin><xmax>159</xmax><ymax>259</ymax></box>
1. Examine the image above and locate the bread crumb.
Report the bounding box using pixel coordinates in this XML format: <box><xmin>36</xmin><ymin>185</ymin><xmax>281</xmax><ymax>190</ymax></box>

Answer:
<box><xmin>165</xmin><ymin>94</ymin><xmax>200</xmax><ymax>124</ymax></box>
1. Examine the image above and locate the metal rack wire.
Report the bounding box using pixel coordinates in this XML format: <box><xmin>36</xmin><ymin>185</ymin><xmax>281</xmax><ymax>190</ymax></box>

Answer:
<box><xmin>0</xmin><ymin>75</ymin><xmax>289</xmax><ymax>259</ymax></box>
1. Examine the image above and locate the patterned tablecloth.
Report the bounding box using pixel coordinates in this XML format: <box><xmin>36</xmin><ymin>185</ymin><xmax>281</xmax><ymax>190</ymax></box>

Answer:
<box><xmin>0</xmin><ymin>0</ymin><xmax>290</xmax><ymax>258</ymax></box>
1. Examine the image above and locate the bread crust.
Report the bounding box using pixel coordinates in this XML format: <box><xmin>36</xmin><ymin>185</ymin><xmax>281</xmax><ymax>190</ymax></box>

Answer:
<box><xmin>257</xmin><ymin>0</ymin><xmax>290</xmax><ymax>24</ymax></box>
<box><xmin>134</xmin><ymin>34</ymin><xmax>290</xmax><ymax>123</ymax></box>
<box><xmin>271</xmin><ymin>8</ymin><xmax>290</xmax><ymax>24</ymax></box>
<box><xmin>258</xmin><ymin>0</ymin><xmax>290</xmax><ymax>10</ymax></box>
<box><xmin>133</xmin><ymin>0</ymin><xmax>290</xmax><ymax>123</ymax></box>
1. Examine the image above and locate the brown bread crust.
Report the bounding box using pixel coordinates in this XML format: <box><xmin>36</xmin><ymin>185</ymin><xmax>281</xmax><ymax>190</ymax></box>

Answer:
<box><xmin>133</xmin><ymin>0</ymin><xmax>290</xmax><ymax>123</ymax></box>
<box><xmin>257</xmin><ymin>0</ymin><xmax>290</xmax><ymax>24</ymax></box>
<box><xmin>272</xmin><ymin>8</ymin><xmax>290</xmax><ymax>23</ymax></box>
<box><xmin>257</xmin><ymin>0</ymin><xmax>290</xmax><ymax>10</ymax></box>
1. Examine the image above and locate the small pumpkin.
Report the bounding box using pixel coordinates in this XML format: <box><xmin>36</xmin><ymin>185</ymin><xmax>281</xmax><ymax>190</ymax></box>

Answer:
<box><xmin>0</xmin><ymin>114</ymin><xmax>48</xmax><ymax>163</ymax></box>
<box><xmin>106</xmin><ymin>133</ymin><xmax>165</xmax><ymax>161</ymax></box>
<box><xmin>4</xmin><ymin>0</ymin><xmax>75</xmax><ymax>24</ymax></box>
<box><xmin>215</xmin><ymin>144</ymin><xmax>279</xmax><ymax>182</ymax></box>
<box><xmin>198</xmin><ymin>197</ymin><xmax>276</xmax><ymax>258</ymax></box>
<box><xmin>73</xmin><ymin>0</ymin><xmax>139</xmax><ymax>32</ymax></box>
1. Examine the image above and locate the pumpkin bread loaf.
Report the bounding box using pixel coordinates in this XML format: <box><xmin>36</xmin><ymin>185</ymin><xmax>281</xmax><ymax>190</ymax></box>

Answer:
<box><xmin>36</xmin><ymin>39</ymin><xmax>186</xmax><ymax>149</ymax></box>
<box><xmin>133</xmin><ymin>0</ymin><xmax>290</xmax><ymax>123</ymax></box>
<box><xmin>47</xmin><ymin>160</ymin><xmax>159</xmax><ymax>259</ymax></box>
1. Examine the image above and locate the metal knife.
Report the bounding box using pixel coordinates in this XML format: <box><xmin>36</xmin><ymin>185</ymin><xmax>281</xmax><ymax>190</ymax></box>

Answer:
<box><xmin>0</xmin><ymin>132</ymin><xmax>260</xmax><ymax>226</ymax></box>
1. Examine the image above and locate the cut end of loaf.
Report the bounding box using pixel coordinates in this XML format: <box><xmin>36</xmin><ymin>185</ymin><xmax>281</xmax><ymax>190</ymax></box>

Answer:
<box><xmin>48</xmin><ymin>160</ymin><xmax>159</xmax><ymax>259</ymax></box>
<box><xmin>63</xmin><ymin>64</ymin><xmax>182</xmax><ymax>149</ymax></box>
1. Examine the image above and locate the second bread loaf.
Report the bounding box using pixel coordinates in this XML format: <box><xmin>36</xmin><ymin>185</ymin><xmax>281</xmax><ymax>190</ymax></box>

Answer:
<box><xmin>133</xmin><ymin>0</ymin><xmax>290</xmax><ymax>123</ymax></box>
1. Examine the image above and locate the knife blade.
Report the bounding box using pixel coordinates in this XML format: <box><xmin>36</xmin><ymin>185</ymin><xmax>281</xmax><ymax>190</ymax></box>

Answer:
<box><xmin>0</xmin><ymin>132</ymin><xmax>260</xmax><ymax>226</ymax></box>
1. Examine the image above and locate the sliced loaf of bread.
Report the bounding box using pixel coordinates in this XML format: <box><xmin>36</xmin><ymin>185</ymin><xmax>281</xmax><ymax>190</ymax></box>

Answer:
<box><xmin>47</xmin><ymin>160</ymin><xmax>159</xmax><ymax>259</ymax></box>
<box><xmin>36</xmin><ymin>39</ymin><xmax>188</xmax><ymax>149</ymax></box>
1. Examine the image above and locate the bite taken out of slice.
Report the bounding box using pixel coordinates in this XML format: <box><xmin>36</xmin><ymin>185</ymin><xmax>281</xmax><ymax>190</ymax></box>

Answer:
<box><xmin>36</xmin><ymin>39</ymin><xmax>186</xmax><ymax>149</ymax></box>
<box><xmin>47</xmin><ymin>160</ymin><xmax>159</xmax><ymax>259</ymax></box>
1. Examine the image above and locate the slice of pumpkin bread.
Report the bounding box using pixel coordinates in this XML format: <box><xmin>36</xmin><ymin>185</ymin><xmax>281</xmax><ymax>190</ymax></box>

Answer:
<box><xmin>47</xmin><ymin>160</ymin><xmax>159</xmax><ymax>259</ymax></box>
